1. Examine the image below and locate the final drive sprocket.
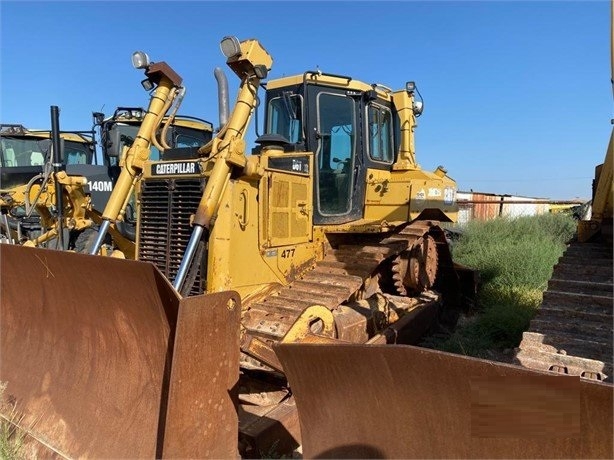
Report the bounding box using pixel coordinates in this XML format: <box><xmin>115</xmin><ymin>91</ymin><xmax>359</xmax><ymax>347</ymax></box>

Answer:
<box><xmin>391</xmin><ymin>234</ymin><xmax>438</xmax><ymax>295</ymax></box>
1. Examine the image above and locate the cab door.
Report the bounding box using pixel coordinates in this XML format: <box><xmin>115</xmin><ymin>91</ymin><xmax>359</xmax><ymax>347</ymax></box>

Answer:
<box><xmin>306</xmin><ymin>85</ymin><xmax>365</xmax><ymax>225</ymax></box>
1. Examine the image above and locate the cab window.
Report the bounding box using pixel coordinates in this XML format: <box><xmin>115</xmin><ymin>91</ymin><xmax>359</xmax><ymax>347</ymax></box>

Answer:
<box><xmin>268</xmin><ymin>93</ymin><xmax>303</xmax><ymax>143</ymax></box>
<box><xmin>64</xmin><ymin>141</ymin><xmax>91</xmax><ymax>165</ymax></box>
<box><xmin>316</xmin><ymin>92</ymin><xmax>356</xmax><ymax>215</ymax></box>
<box><xmin>0</xmin><ymin>137</ymin><xmax>47</xmax><ymax>167</ymax></box>
<box><xmin>175</xmin><ymin>134</ymin><xmax>203</xmax><ymax>149</ymax></box>
<box><xmin>367</xmin><ymin>104</ymin><xmax>393</xmax><ymax>163</ymax></box>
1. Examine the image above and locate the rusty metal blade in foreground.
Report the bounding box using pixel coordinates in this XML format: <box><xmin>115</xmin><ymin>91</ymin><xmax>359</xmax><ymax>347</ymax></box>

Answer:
<box><xmin>275</xmin><ymin>343</ymin><xmax>614</xmax><ymax>459</ymax></box>
<box><xmin>0</xmin><ymin>245</ymin><xmax>240</xmax><ymax>458</ymax></box>
<box><xmin>162</xmin><ymin>291</ymin><xmax>241</xmax><ymax>459</ymax></box>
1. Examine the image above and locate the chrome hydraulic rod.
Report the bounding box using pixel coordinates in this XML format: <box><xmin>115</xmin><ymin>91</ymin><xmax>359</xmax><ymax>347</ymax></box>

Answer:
<box><xmin>1</xmin><ymin>214</ymin><xmax>13</xmax><ymax>244</ymax></box>
<box><xmin>88</xmin><ymin>219</ymin><xmax>111</xmax><ymax>255</ymax></box>
<box><xmin>172</xmin><ymin>225</ymin><xmax>204</xmax><ymax>291</ymax></box>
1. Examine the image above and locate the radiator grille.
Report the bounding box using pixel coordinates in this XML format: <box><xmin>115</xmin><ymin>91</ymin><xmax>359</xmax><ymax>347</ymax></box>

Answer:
<box><xmin>137</xmin><ymin>178</ymin><xmax>205</xmax><ymax>295</ymax></box>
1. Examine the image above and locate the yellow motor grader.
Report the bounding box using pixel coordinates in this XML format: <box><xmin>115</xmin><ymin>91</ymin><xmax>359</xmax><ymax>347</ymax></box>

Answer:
<box><xmin>0</xmin><ymin>122</ymin><xmax>96</xmax><ymax>247</ymax></box>
<box><xmin>0</xmin><ymin>58</ymin><xmax>213</xmax><ymax>256</ymax></box>
<box><xmin>0</xmin><ymin>167</ymin><xmax>92</xmax><ymax>248</ymax></box>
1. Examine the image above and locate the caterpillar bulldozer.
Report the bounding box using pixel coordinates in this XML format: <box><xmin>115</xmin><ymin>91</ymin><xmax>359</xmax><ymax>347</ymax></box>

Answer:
<box><xmin>513</xmin><ymin>127</ymin><xmax>613</xmax><ymax>382</ymax></box>
<box><xmin>0</xmin><ymin>35</ymin><xmax>472</xmax><ymax>457</ymax></box>
<box><xmin>90</xmin><ymin>37</ymin><xmax>471</xmax><ymax>357</ymax></box>
<box><xmin>1</xmin><ymin>34</ymin><xmax>611</xmax><ymax>459</ymax></box>
<box><xmin>513</xmin><ymin>0</ymin><xmax>614</xmax><ymax>383</ymax></box>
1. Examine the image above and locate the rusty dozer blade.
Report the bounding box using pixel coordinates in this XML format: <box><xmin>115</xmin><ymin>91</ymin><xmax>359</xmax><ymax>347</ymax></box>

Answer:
<box><xmin>0</xmin><ymin>245</ymin><xmax>240</xmax><ymax>458</ymax></box>
<box><xmin>275</xmin><ymin>343</ymin><xmax>614</xmax><ymax>459</ymax></box>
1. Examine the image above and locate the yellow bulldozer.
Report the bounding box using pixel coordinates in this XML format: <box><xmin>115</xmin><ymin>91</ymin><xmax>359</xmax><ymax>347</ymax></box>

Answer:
<box><xmin>513</xmin><ymin>0</ymin><xmax>613</xmax><ymax>383</ymax></box>
<box><xmin>1</xmin><ymin>35</ymin><xmax>469</xmax><ymax>456</ymax></box>
<box><xmin>1</xmin><ymin>35</ymin><xmax>611</xmax><ymax>459</ymax></box>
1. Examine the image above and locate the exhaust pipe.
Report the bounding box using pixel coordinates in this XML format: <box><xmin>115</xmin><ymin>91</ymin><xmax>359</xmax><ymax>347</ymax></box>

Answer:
<box><xmin>214</xmin><ymin>67</ymin><xmax>230</xmax><ymax>129</ymax></box>
<box><xmin>174</xmin><ymin>68</ymin><xmax>229</xmax><ymax>292</ymax></box>
<box><xmin>50</xmin><ymin>106</ymin><xmax>64</xmax><ymax>249</ymax></box>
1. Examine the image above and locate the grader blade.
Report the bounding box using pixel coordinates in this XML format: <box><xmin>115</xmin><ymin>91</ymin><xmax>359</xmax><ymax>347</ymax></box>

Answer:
<box><xmin>275</xmin><ymin>343</ymin><xmax>613</xmax><ymax>459</ymax></box>
<box><xmin>0</xmin><ymin>245</ymin><xmax>240</xmax><ymax>458</ymax></box>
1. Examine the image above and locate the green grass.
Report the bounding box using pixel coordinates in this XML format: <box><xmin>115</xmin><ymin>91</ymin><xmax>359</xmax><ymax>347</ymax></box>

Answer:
<box><xmin>0</xmin><ymin>382</ymin><xmax>26</xmax><ymax>460</ymax></box>
<box><xmin>428</xmin><ymin>213</ymin><xmax>576</xmax><ymax>358</ymax></box>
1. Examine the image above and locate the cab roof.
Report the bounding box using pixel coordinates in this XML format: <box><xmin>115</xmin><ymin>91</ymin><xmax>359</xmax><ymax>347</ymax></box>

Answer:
<box><xmin>0</xmin><ymin>124</ymin><xmax>93</xmax><ymax>144</ymax></box>
<box><xmin>106</xmin><ymin>112</ymin><xmax>214</xmax><ymax>132</ymax></box>
<box><xmin>266</xmin><ymin>71</ymin><xmax>396</xmax><ymax>101</ymax></box>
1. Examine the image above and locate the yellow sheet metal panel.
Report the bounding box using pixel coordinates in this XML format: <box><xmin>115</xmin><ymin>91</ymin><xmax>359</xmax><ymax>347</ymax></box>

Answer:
<box><xmin>260</xmin><ymin>152</ymin><xmax>313</xmax><ymax>246</ymax></box>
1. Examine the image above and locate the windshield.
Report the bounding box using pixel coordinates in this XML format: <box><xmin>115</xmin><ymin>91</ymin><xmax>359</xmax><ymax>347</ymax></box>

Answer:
<box><xmin>0</xmin><ymin>136</ymin><xmax>91</xmax><ymax>167</ymax></box>
<box><xmin>173</xmin><ymin>126</ymin><xmax>210</xmax><ymax>149</ymax></box>
<box><xmin>107</xmin><ymin>123</ymin><xmax>210</xmax><ymax>165</ymax></box>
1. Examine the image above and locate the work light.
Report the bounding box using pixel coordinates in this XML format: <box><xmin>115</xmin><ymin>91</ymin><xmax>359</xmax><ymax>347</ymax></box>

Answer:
<box><xmin>132</xmin><ymin>51</ymin><xmax>150</xmax><ymax>69</ymax></box>
<box><xmin>220</xmin><ymin>36</ymin><xmax>241</xmax><ymax>59</ymax></box>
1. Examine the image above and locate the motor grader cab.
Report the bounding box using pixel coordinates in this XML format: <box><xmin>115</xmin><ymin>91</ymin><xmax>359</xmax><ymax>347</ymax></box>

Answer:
<box><xmin>0</xmin><ymin>124</ymin><xmax>95</xmax><ymax>189</ymax></box>
<box><xmin>87</xmin><ymin>53</ymin><xmax>214</xmax><ymax>257</ymax></box>
<box><xmin>87</xmin><ymin>106</ymin><xmax>213</xmax><ymax>251</ymax></box>
<box><xmin>0</xmin><ymin>122</ymin><xmax>96</xmax><ymax>245</ymax></box>
<box><xmin>98</xmin><ymin>107</ymin><xmax>213</xmax><ymax>167</ymax></box>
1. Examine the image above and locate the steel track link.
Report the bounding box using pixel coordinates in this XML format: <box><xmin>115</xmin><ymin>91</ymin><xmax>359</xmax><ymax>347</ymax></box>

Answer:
<box><xmin>515</xmin><ymin>240</ymin><xmax>614</xmax><ymax>382</ymax></box>
<box><xmin>241</xmin><ymin>221</ymin><xmax>439</xmax><ymax>348</ymax></box>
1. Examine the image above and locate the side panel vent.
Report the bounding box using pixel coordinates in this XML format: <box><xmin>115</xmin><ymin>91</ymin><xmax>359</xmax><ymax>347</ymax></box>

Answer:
<box><xmin>267</xmin><ymin>172</ymin><xmax>312</xmax><ymax>246</ymax></box>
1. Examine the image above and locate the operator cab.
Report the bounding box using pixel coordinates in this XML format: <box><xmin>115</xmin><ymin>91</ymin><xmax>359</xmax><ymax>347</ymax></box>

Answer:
<box><xmin>262</xmin><ymin>72</ymin><xmax>399</xmax><ymax>225</ymax></box>
<box><xmin>96</xmin><ymin>108</ymin><xmax>214</xmax><ymax>239</ymax></box>
<box><xmin>99</xmin><ymin>107</ymin><xmax>214</xmax><ymax>168</ymax></box>
<box><xmin>0</xmin><ymin>124</ymin><xmax>95</xmax><ymax>190</ymax></box>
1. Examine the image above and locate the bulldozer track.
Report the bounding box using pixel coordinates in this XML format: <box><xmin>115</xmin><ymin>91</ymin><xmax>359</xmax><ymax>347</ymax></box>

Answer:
<box><xmin>241</xmin><ymin>222</ymin><xmax>452</xmax><ymax>358</ymax></box>
<box><xmin>515</xmin><ymin>240</ymin><xmax>613</xmax><ymax>382</ymax></box>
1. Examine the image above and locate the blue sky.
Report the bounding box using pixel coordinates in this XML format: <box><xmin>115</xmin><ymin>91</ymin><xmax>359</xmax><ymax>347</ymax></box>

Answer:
<box><xmin>1</xmin><ymin>1</ymin><xmax>611</xmax><ymax>199</ymax></box>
